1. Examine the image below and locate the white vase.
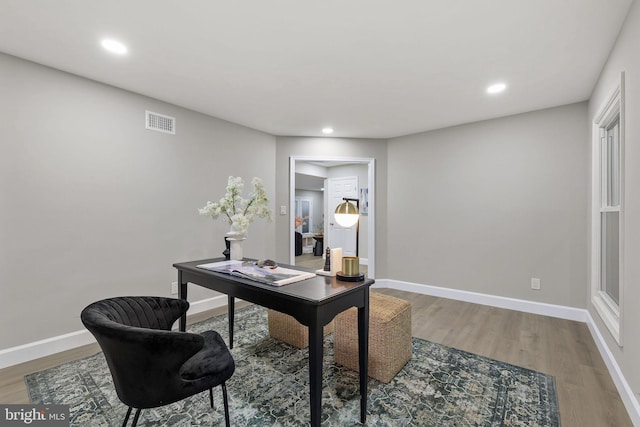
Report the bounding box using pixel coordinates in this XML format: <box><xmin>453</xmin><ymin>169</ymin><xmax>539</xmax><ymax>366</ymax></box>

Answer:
<box><xmin>227</xmin><ymin>237</ymin><xmax>245</xmax><ymax>260</ymax></box>
<box><xmin>226</xmin><ymin>223</ymin><xmax>247</xmax><ymax>261</ymax></box>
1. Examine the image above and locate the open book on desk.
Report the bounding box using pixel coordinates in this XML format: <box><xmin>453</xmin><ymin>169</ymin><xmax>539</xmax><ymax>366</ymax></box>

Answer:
<box><xmin>196</xmin><ymin>260</ymin><xmax>316</xmax><ymax>286</ymax></box>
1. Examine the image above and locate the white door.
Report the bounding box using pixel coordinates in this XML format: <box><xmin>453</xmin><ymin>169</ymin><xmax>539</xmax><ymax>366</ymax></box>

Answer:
<box><xmin>326</xmin><ymin>176</ymin><xmax>358</xmax><ymax>256</ymax></box>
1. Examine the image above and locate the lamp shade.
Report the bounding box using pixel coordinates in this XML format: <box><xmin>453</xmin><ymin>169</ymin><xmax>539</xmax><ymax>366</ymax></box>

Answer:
<box><xmin>334</xmin><ymin>201</ymin><xmax>359</xmax><ymax>227</ymax></box>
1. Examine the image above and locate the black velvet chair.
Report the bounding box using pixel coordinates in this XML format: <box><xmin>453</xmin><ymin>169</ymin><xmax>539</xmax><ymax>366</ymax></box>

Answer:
<box><xmin>295</xmin><ymin>231</ymin><xmax>303</xmax><ymax>256</ymax></box>
<box><xmin>81</xmin><ymin>296</ymin><xmax>235</xmax><ymax>427</ymax></box>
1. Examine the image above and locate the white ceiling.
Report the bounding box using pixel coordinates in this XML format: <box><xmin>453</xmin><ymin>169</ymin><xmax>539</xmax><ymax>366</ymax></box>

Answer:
<box><xmin>0</xmin><ymin>0</ymin><xmax>632</xmax><ymax>138</ymax></box>
<box><xmin>296</xmin><ymin>173</ymin><xmax>325</xmax><ymax>192</ymax></box>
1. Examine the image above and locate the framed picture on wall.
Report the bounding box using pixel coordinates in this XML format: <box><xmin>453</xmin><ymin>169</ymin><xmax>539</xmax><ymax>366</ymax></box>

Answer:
<box><xmin>360</xmin><ymin>188</ymin><xmax>368</xmax><ymax>214</ymax></box>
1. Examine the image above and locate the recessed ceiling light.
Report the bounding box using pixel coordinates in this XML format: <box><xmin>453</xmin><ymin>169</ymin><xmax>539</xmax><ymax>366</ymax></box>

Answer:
<box><xmin>322</xmin><ymin>127</ymin><xmax>334</xmax><ymax>134</ymax></box>
<box><xmin>101</xmin><ymin>39</ymin><xmax>128</xmax><ymax>55</ymax></box>
<box><xmin>486</xmin><ymin>83</ymin><xmax>507</xmax><ymax>94</ymax></box>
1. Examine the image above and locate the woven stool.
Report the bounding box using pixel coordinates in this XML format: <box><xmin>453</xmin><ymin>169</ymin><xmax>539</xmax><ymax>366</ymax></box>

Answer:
<box><xmin>334</xmin><ymin>293</ymin><xmax>412</xmax><ymax>383</ymax></box>
<box><xmin>267</xmin><ymin>309</ymin><xmax>334</xmax><ymax>349</ymax></box>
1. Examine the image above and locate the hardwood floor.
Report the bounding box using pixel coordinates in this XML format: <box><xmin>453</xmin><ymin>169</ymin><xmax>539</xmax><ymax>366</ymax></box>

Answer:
<box><xmin>0</xmin><ymin>291</ymin><xmax>631</xmax><ymax>427</ymax></box>
<box><xmin>294</xmin><ymin>252</ymin><xmax>325</xmax><ymax>270</ymax></box>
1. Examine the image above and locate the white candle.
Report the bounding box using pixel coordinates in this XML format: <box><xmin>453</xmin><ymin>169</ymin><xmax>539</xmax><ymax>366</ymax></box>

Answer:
<box><xmin>330</xmin><ymin>248</ymin><xmax>343</xmax><ymax>275</ymax></box>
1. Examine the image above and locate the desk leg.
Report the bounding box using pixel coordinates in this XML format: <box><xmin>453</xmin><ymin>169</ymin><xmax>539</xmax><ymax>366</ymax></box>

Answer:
<box><xmin>308</xmin><ymin>320</ymin><xmax>323</xmax><ymax>427</ymax></box>
<box><xmin>358</xmin><ymin>290</ymin><xmax>370</xmax><ymax>423</ymax></box>
<box><xmin>178</xmin><ymin>271</ymin><xmax>187</xmax><ymax>332</ymax></box>
<box><xmin>228</xmin><ymin>295</ymin><xmax>235</xmax><ymax>349</ymax></box>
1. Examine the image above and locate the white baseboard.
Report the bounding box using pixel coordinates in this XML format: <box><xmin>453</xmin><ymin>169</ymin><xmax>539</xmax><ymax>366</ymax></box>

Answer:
<box><xmin>585</xmin><ymin>311</ymin><xmax>640</xmax><ymax>427</ymax></box>
<box><xmin>374</xmin><ymin>278</ymin><xmax>640</xmax><ymax>426</ymax></box>
<box><xmin>0</xmin><ymin>294</ymin><xmax>229</xmax><ymax>370</ymax></box>
<box><xmin>187</xmin><ymin>294</ymin><xmax>230</xmax><ymax>314</ymax></box>
<box><xmin>0</xmin><ymin>329</ymin><xmax>96</xmax><ymax>370</ymax></box>
<box><xmin>375</xmin><ymin>279</ymin><xmax>587</xmax><ymax>321</ymax></box>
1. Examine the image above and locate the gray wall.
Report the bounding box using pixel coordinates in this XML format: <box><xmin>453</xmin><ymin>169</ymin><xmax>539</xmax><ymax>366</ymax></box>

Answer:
<box><xmin>0</xmin><ymin>53</ymin><xmax>277</xmax><ymax>348</ymax></box>
<box><xmin>588</xmin><ymin>0</ymin><xmax>640</xmax><ymax>402</ymax></box>
<box><xmin>387</xmin><ymin>103</ymin><xmax>589</xmax><ymax>308</ymax></box>
<box><xmin>275</xmin><ymin>137</ymin><xmax>388</xmax><ymax>276</ymax></box>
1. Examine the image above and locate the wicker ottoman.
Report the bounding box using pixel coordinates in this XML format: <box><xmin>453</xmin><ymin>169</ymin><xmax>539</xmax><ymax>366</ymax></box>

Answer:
<box><xmin>267</xmin><ymin>309</ymin><xmax>334</xmax><ymax>349</ymax></box>
<box><xmin>334</xmin><ymin>293</ymin><xmax>412</xmax><ymax>383</ymax></box>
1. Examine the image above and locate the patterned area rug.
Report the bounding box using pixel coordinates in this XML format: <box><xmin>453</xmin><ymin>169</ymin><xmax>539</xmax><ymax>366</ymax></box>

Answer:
<box><xmin>26</xmin><ymin>305</ymin><xmax>560</xmax><ymax>426</ymax></box>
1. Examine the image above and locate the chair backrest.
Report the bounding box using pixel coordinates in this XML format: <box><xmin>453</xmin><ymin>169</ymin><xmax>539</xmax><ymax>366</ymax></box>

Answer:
<box><xmin>82</xmin><ymin>296</ymin><xmax>187</xmax><ymax>330</ymax></box>
<box><xmin>81</xmin><ymin>296</ymin><xmax>206</xmax><ymax>408</ymax></box>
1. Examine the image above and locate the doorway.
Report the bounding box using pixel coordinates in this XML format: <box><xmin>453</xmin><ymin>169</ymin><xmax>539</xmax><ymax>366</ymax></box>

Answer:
<box><xmin>326</xmin><ymin>176</ymin><xmax>358</xmax><ymax>256</ymax></box>
<box><xmin>289</xmin><ymin>156</ymin><xmax>375</xmax><ymax>278</ymax></box>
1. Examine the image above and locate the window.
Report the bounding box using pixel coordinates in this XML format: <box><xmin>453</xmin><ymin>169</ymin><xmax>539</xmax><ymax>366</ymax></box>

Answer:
<box><xmin>295</xmin><ymin>198</ymin><xmax>313</xmax><ymax>234</ymax></box>
<box><xmin>601</xmin><ymin>118</ymin><xmax>620</xmax><ymax>306</ymax></box>
<box><xmin>591</xmin><ymin>73</ymin><xmax>624</xmax><ymax>345</ymax></box>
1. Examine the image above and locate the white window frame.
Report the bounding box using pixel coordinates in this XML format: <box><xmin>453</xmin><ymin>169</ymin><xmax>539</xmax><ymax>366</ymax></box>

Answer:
<box><xmin>591</xmin><ymin>72</ymin><xmax>625</xmax><ymax>346</ymax></box>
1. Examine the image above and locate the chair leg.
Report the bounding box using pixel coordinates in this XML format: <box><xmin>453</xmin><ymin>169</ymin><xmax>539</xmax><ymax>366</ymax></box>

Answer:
<box><xmin>222</xmin><ymin>382</ymin><xmax>231</xmax><ymax>427</ymax></box>
<box><xmin>131</xmin><ymin>408</ymin><xmax>142</xmax><ymax>427</ymax></box>
<box><xmin>122</xmin><ymin>407</ymin><xmax>132</xmax><ymax>427</ymax></box>
<box><xmin>209</xmin><ymin>388</ymin><xmax>214</xmax><ymax>408</ymax></box>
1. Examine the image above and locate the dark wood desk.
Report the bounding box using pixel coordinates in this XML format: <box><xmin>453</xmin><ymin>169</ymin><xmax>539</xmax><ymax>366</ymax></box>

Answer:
<box><xmin>173</xmin><ymin>258</ymin><xmax>373</xmax><ymax>426</ymax></box>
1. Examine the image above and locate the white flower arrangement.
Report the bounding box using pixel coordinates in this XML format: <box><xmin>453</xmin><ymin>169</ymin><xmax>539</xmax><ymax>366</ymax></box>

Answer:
<box><xmin>199</xmin><ymin>176</ymin><xmax>272</xmax><ymax>237</ymax></box>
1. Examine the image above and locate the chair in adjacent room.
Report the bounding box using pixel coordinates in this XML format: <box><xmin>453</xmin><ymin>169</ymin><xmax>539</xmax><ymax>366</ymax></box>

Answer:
<box><xmin>81</xmin><ymin>296</ymin><xmax>235</xmax><ymax>427</ymax></box>
<box><xmin>295</xmin><ymin>231</ymin><xmax>303</xmax><ymax>256</ymax></box>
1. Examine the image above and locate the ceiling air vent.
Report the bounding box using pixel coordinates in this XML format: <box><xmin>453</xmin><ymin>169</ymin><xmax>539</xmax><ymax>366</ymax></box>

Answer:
<box><xmin>145</xmin><ymin>110</ymin><xmax>175</xmax><ymax>135</ymax></box>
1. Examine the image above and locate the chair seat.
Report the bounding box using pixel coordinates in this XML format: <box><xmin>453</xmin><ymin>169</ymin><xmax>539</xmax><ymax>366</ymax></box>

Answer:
<box><xmin>180</xmin><ymin>331</ymin><xmax>235</xmax><ymax>381</ymax></box>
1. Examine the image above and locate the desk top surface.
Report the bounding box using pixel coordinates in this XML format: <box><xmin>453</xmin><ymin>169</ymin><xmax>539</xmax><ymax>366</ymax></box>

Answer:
<box><xmin>174</xmin><ymin>257</ymin><xmax>374</xmax><ymax>304</ymax></box>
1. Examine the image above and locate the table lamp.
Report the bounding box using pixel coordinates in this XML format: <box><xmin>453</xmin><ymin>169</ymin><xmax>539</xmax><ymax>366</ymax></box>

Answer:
<box><xmin>334</xmin><ymin>197</ymin><xmax>365</xmax><ymax>281</ymax></box>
